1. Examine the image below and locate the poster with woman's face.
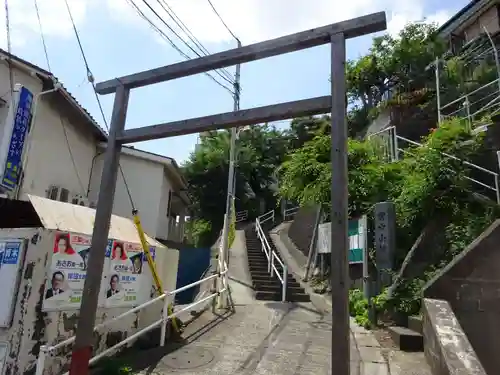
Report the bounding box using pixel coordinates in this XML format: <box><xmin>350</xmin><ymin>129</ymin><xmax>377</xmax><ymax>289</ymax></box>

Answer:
<box><xmin>42</xmin><ymin>231</ymin><xmax>95</xmax><ymax>311</ymax></box>
<box><xmin>104</xmin><ymin>240</ymin><xmax>144</xmax><ymax>307</ymax></box>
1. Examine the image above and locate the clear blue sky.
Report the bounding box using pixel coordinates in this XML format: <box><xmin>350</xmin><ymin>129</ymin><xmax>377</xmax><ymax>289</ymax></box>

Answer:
<box><xmin>5</xmin><ymin>0</ymin><xmax>467</xmax><ymax>164</ymax></box>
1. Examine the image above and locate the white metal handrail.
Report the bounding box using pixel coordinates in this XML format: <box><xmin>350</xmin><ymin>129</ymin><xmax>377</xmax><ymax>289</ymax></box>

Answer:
<box><xmin>283</xmin><ymin>206</ymin><xmax>299</xmax><ymax>221</ymax></box>
<box><xmin>255</xmin><ymin>218</ymin><xmax>288</xmax><ymax>302</ymax></box>
<box><xmin>235</xmin><ymin>210</ymin><xmax>248</xmax><ymax>223</ymax></box>
<box><xmin>369</xmin><ymin>126</ymin><xmax>500</xmax><ymax>204</ymax></box>
<box><xmin>35</xmin><ymin>268</ymin><xmax>229</xmax><ymax>375</ymax></box>
<box><xmin>257</xmin><ymin>209</ymin><xmax>275</xmax><ymax>225</ymax></box>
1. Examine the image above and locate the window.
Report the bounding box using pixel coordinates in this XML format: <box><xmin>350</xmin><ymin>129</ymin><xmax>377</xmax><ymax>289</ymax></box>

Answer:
<box><xmin>59</xmin><ymin>188</ymin><xmax>69</xmax><ymax>203</ymax></box>
<box><xmin>47</xmin><ymin>186</ymin><xmax>59</xmax><ymax>200</ymax></box>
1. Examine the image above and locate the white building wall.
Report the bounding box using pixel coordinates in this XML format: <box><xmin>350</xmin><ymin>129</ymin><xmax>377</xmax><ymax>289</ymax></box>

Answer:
<box><xmin>0</xmin><ymin>60</ymin><xmax>97</xmax><ymax>201</ymax></box>
<box><xmin>156</xmin><ymin>173</ymin><xmax>173</xmax><ymax>240</ymax></box>
<box><xmin>19</xmin><ymin>99</ymin><xmax>97</xmax><ymax>200</ymax></box>
<box><xmin>89</xmin><ymin>153</ymin><xmax>164</xmax><ymax>238</ymax></box>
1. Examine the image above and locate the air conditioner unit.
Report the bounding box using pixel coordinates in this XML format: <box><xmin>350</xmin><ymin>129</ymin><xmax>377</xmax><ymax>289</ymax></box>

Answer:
<box><xmin>70</xmin><ymin>193</ymin><xmax>89</xmax><ymax>207</ymax></box>
<box><xmin>46</xmin><ymin>185</ymin><xmax>70</xmax><ymax>202</ymax></box>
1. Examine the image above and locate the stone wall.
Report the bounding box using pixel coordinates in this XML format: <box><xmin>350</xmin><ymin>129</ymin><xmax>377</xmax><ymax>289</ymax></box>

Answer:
<box><xmin>423</xmin><ymin>298</ymin><xmax>486</xmax><ymax>375</ymax></box>
<box><xmin>287</xmin><ymin>205</ymin><xmax>320</xmax><ymax>257</ymax></box>
<box><xmin>423</xmin><ymin>219</ymin><xmax>500</xmax><ymax>375</ymax></box>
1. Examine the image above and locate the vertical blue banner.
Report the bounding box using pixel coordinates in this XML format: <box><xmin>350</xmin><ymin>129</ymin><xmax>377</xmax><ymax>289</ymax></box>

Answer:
<box><xmin>1</xmin><ymin>87</ymin><xmax>33</xmax><ymax>191</ymax></box>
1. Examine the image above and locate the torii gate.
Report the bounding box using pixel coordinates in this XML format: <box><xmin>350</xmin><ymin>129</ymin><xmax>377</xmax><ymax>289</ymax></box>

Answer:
<box><xmin>72</xmin><ymin>11</ymin><xmax>386</xmax><ymax>375</ymax></box>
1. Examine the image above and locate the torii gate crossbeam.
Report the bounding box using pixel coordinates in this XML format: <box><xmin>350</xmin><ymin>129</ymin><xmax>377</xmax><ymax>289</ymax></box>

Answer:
<box><xmin>70</xmin><ymin>11</ymin><xmax>387</xmax><ymax>375</ymax></box>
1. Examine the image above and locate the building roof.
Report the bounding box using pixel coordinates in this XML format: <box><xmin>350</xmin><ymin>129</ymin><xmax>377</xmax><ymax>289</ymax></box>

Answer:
<box><xmin>0</xmin><ymin>49</ymin><xmax>108</xmax><ymax>141</ymax></box>
<box><xmin>0</xmin><ymin>49</ymin><xmax>189</xmax><ymax>198</ymax></box>
<box><xmin>436</xmin><ymin>0</ymin><xmax>492</xmax><ymax>37</ymax></box>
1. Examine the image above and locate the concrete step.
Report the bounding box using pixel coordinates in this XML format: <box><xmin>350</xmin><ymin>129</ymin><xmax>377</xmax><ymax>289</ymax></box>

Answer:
<box><xmin>387</xmin><ymin>326</ymin><xmax>423</xmax><ymax>352</ymax></box>
<box><xmin>255</xmin><ymin>290</ymin><xmax>311</xmax><ymax>302</ymax></box>
<box><xmin>408</xmin><ymin>315</ymin><xmax>423</xmax><ymax>335</ymax></box>
<box><xmin>256</xmin><ymin>284</ymin><xmax>304</xmax><ymax>293</ymax></box>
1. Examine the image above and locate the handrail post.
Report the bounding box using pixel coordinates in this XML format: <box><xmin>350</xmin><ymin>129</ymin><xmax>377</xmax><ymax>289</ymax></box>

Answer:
<box><xmin>160</xmin><ymin>292</ymin><xmax>170</xmax><ymax>346</ymax></box>
<box><xmin>35</xmin><ymin>345</ymin><xmax>48</xmax><ymax>375</ymax></box>
<box><xmin>269</xmin><ymin>251</ymin><xmax>273</xmax><ymax>274</ymax></box>
<box><xmin>495</xmin><ymin>174</ymin><xmax>500</xmax><ymax>205</ymax></box>
<box><xmin>392</xmin><ymin>127</ymin><xmax>399</xmax><ymax>161</ymax></box>
<box><xmin>282</xmin><ymin>265</ymin><xmax>288</xmax><ymax>302</ymax></box>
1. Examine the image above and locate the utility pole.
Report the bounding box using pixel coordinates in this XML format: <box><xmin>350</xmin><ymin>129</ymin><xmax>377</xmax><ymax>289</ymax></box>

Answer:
<box><xmin>218</xmin><ymin>39</ymin><xmax>242</xmax><ymax>308</ymax></box>
<box><xmin>330</xmin><ymin>33</ymin><xmax>350</xmax><ymax>375</ymax></box>
<box><xmin>69</xmin><ymin>85</ymin><xmax>129</xmax><ymax>375</ymax></box>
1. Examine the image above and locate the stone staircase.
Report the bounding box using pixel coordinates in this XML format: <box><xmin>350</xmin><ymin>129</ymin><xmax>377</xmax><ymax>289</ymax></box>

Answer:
<box><xmin>244</xmin><ymin>225</ymin><xmax>310</xmax><ymax>302</ymax></box>
<box><xmin>387</xmin><ymin>315</ymin><xmax>424</xmax><ymax>352</ymax></box>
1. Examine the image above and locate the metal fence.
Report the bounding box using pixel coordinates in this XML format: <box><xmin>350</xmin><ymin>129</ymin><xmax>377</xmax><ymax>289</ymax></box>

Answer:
<box><xmin>35</xmin><ymin>267</ymin><xmax>229</xmax><ymax>375</ymax></box>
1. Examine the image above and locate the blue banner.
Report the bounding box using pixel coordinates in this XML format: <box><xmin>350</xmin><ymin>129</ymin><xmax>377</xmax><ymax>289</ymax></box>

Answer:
<box><xmin>1</xmin><ymin>87</ymin><xmax>33</xmax><ymax>191</ymax></box>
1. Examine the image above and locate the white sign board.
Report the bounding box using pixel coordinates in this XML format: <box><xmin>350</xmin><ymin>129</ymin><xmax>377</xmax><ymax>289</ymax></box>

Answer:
<box><xmin>0</xmin><ymin>239</ymin><xmax>25</xmax><ymax>327</ymax></box>
<box><xmin>317</xmin><ymin>223</ymin><xmax>331</xmax><ymax>254</ymax></box>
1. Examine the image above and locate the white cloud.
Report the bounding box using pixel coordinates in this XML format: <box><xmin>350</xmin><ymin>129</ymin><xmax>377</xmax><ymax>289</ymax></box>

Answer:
<box><xmin>0</xmin><ymin>0</ymin><xmax>88</xmax><ymax>48</ymax></box>
<box><xmin>106</xmin><ymin>0</ymin><xmax>454</xmax><ymax>45</ymax></box>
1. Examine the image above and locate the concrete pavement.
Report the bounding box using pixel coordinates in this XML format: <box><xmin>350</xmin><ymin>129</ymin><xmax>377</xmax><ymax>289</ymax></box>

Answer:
<box><xmin>130</xmin><ymin>229</ymin><xmax>392</xmax><ymax>374</ymax></box>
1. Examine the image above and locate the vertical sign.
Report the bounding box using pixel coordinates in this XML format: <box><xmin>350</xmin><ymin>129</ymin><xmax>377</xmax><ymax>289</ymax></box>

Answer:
<box><xmin>0</xmin><ymin>240</ymin><xmax>25</xmax><ymax>327</ymax></box>
<box><xmin>348</xmin><ymin>217</ymin><xmax>366</xmax><ymax>264</ymax></box>
<box><xmin>374</xmin><ymin>202</ymin><xmax>396</xmax><ymax>287</ymax></box>
<box><xmin>317</xmin><ymin>223</ymin><xmax>331</xmax><ymax>254</ymax></box>
<box><xmin>0</xmin><ymin>86</ymin><xmax>33</xmax><ymax>192</ymax></box>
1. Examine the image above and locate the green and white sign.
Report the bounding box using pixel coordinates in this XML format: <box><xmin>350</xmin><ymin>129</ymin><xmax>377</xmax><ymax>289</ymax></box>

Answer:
<box><xmin>316</xmin><ymin>215</ymin><xmax>367</xmax><ymax>264</ymax></box>
<box><xmin>348</xmin><ymin>216</ymin><xmax>367</xmax><ymax>264</ymax></box>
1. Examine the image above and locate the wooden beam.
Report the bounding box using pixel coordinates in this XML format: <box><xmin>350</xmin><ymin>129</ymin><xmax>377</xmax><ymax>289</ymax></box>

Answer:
<box><xmin>117</xmin><ymin>96</ymin><xmax>331</xmax><ymax>143</ymax></box>
<box><xmin>96</xmin><ymin>12</ymin><xmax>386</xmax><ymax>94</ymax></box>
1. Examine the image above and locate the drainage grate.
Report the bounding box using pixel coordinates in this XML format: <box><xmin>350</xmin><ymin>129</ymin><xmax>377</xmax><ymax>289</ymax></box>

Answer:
<box><xmin>159</xmin><ymin>346</ymin><xmax>215</xmax><ymax>370</ymax></box>
<box><xmin>309</xmin><ymin>321</ymin><xmax>332</xmax><ymax>330</ymax></box>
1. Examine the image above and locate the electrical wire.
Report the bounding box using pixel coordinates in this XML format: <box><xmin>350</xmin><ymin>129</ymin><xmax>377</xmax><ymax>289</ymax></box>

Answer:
<box><xmin>4</xmin><ymin>0</ymin><xmax>14</xmax><ymax>106</ymax></box>
<box><xmin>64</xmin><ymin>0</ymin><xmax>136</xmax><ymax>210</ymax></box>
<box><xmin>139</xmin><ymin>0</ymin><xmax>235</xmax><ymax>87</ymax></box>
<box><xmin>206</xmin><ymin>0</ymin><xmax>239</xmax><ymax>43</ymax></box>
<box><xmin>126</xmin><ymin>0</ymin><xmax>234</xmax><ymax>95</ymax></box>
<box><xmin>33</xmin><ymin>0</ymin><xmax>51</xmax><ymax>72</ymax></box>
<box><xmin>156</xmin><ymin>0</ymin><xmax>234</xmax><ymax>82</ymax></box>
<box><xmin>59</xmin><ymin>116</ymin><xmax>87</xmax><ymax>197</ymax></box>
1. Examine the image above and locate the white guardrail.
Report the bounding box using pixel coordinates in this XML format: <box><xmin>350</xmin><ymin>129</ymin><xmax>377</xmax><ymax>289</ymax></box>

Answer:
<box><xmin>235</xmin><ymin>210</ymin><xmax>248</xmax><ymax>223</ymax></box>
<box><xmin>368</xmin><ymin>126</ymin><xmax>500</xmax><ymax>204</ymax></box>
<box><xmin>283</xmin><ymin>206</ymin><xmax>299</xmax><ymax>221</ymax></box>
<box><xmin>35</xmin><ymin>266</ymin><xmax>229</xmax><ymax>375</ymax></box>
<box><xmin>255</xmin><ymin>210</ymin><xmax>288</xmax><ymax>302</ymax></box>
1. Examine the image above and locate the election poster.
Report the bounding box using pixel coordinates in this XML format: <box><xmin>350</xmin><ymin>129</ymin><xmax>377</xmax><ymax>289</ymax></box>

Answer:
<box><xmin>104</xmin><ymin>240</ymin><xmax>145</xmax><ymax>308</ymax></box>
<box><xmin>43</xmin><ymin>231</ymin><xmax>94</xmax><ymax>311</ymax></box>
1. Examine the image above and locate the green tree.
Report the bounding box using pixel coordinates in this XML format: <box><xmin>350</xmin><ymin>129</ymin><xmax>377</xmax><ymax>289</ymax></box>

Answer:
<box><xmin>345</xmin><ymin>22</ymin><xmax>446</xmax><ymax>135</ymax></box>
<box><xmin>183</xmin><ymin>125</ymin><xmax>288</xmax><ymax>242</ymax></box>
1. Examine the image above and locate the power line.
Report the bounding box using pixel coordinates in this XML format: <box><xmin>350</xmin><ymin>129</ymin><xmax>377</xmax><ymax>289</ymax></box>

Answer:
<box><xmin>126</xmin><ymin>0</ymin><xmax>234</xmax><ymax>95</ymax></box>
<box><xmin>33</xmin><ymin>0</ymin><xmax>51</xmax><ymax>72</ymax></box>
<box><xmin>59</xmin><ymin>116</ymin><xmax>87</xmax><ymax>197</ymax></box>
<box><xmin>4</xmin><ymin>0</ymin><xmax>14</xmax><ymax>106</ymax></box>
<box><xmin>156</xmin><ymin>0</ymin><xmax>234</xmax><ymax>82</ymax></box>
<box><xmin>64</xmin><ymin>0</ymin><xmax>136</xmax><ymax>210</ymax></box>
<box><xmin>139</xmin><ymin>0</ymin><xmax>235</xmax><ymax>87</ymax></box>
<box><xmin>206</xmin><ymin>0</ymin><xmax>239</xmax><ymax>43</ymax></box>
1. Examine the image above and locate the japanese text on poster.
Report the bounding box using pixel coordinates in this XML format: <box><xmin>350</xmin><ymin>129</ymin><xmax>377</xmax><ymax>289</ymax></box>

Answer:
<box><xmin>104</xmin><ymin>240</ymin><xmax>144</xmax><ymax>307</ymax></box>
<box><xmin>43</xmin><ymin>232</ymin><xmax>92</xmax><ymax>311</ymax></box>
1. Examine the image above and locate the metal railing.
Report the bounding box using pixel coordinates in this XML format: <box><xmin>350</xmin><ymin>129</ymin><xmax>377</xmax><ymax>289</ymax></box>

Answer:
<box><xmin>255</xmin><ymin>217</ymin><xmax>288</xmax><ymax>302</ymax></box>
<box><xmin>35</xmin><ymin>267</ymin><xmax>229</xmax><ymax>375</ymax></box>
<box><xmin>440</xmin><ymin>78</ymin><xmax>500</xmax><ymax>128</ymax></box>
<box><xmin>235</xmin><ymin>210</ymin><xmax>248</xmax><ymax>223</ymax></box>
<box><xmin>369</xmin><ymin>126</ymin><xmax>500</xmax><ymax>204</ymax></box>
<box><xmin>283</xmin><ymin>206</ymin><xmax>299</xmax><ymax>221</ymax></box>
<box><xmin>257</xmin><ymin>209</ymin><xmax>275</xmax><ymax>225</ymax></box>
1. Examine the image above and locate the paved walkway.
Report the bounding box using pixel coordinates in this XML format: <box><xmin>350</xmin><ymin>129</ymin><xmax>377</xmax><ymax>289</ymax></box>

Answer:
<box><xmin>129</xmin><ymin>230</ymin><xmax>392</xmax><ymax>374</ymax></box>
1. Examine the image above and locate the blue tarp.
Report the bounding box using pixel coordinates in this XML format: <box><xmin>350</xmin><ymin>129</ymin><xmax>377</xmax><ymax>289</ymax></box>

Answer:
<box><xmin>175</xmin><ymin>246</ymin><xmax>211</xmax><ymax>305</ymax></box>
